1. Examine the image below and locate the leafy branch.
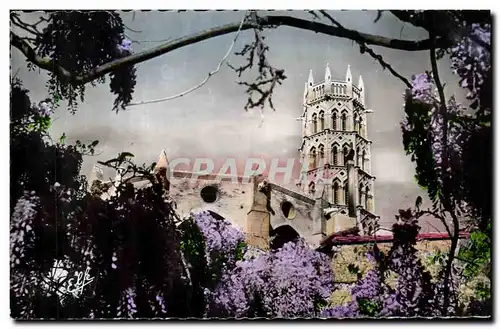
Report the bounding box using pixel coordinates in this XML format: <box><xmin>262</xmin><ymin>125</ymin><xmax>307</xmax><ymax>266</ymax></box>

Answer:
<box><xmin>228</xmin><ymin>11</ymin><xmax>286</xmax><ymax>111</ymax></box>
<box><xmin>11</xmin><ymin>12</ymin><xmax>446</xmax><ymax>87</ymax></box>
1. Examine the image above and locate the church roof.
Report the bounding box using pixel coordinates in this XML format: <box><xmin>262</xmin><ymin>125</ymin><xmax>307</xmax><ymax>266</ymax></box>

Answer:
<box><xmin>155</xmin><ymin>149</ymin><xmax>169</xmax><ymax>171</ymax></box>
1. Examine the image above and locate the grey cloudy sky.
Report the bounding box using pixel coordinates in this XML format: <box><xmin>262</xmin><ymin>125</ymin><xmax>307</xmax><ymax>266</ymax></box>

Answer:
<box><xmin>11</xmin><ymin>10</ymin><xmax>465</xmax><ymax>230</ymax></box>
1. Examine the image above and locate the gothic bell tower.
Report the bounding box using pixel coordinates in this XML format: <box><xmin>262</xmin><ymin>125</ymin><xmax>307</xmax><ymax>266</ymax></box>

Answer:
<box><xmin>298</xmin><ymin>64</ymin><xmax>379</xmax><ymax>235</ymax></box>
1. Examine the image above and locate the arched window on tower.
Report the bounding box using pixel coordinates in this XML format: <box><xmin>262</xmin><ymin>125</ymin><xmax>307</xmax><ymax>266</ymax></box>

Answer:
<box><xmin>333</xmin><ymin>181</ymin><xmax>340</xmax><ymax>204</ymax></box>
<box><xmin>311</xmin><ymin>113</ymin><xmax>318</xmax><ymax>134</ymax></box>
<box><xmin>356</xmin><ymin>146</ymin><xmax>360</xmax><ymax>167</ymax></box>
<box><xmin>318</xmin><ymin>144</ymin><xmax>325</xmax><ymax>166</ymax></box>
<box><xmin>365</xmin><ymin>186</ymin><xmax>370</xmax><ymax>210</ymax></box>
<box><xmin>319</xmin><ymin>111</ymin><xmax>325</xmax><ymax>131</ymax></box>
<box><xmin>354</xmin><ymin>113</ymin><xmax>359</xmax><ymax>133</ymax></box>
<box><xmin>362</xmin><ymin>150</ymin><xmax>366</xmax><ymax>171</ymax></box>
<box><xmin>344</xmin><ymin>182</ymin><xmax>349</xmax><ymax>206</ymax></box>
<box><xmin>332</xmin><ymin>112</ymin><xmax>338</xmax><ymax>130</ymax></box>
<box><xmin>309</xmin><ymin>182</ymin><xmax>316</xmax><ymax>196</ymax></box>
<box><xmin>358</xmin><ymin>184</ymin><xmax>363</xmax><ymax>206</ymax></box>
<box><xmin>359</xmin><ymin>116</ymin><xmax>364</xmax><ymax>137</ymax></box>
<box><xmin>343</xmin><ymin>146</ymin><xmax>349</xmax><ymax>165</ymax></box>
<box><xmin>332</xmin><ymin>145</ymin><xmax>338</xmax><ymax>165</ymax></box>
<box><xmin>341</xmin><ymin>113</ymin><xmax>347</xmax><ymax>131</ymax></box>
<box><xmin>309</xmin><ymin>147</ymin><xmax>317</xmax><ymax>169</ymax></box>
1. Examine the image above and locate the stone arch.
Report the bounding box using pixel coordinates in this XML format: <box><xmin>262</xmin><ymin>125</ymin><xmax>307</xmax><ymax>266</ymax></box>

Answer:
<box><xmin>332</xmin><ymin>179</ymin><xmax>341</xmax><ymax>204</ymax></box>
<box><xmin>270</xmin><ymin>224</ymin><xmax>300</xmax><ymax>250</ymax></box>
<box><xmin>331</xmin><ymin>109</ymin><xmax>339</xmax><ymax>130</ymax></box>
<box><xmin>359</xmin><ymin>116</ymin><xmax>364</xmax><ymax>137</ymax></box>
<box><xmin>358</xmin><ymin>182</ymin><xmax>364</xmax><ymax>206</ymax></box>
<box><xmin>365</xmin><ymin>185</ymin><xmax>370</xmax><ymax>210</ymax></box>
<box><xmin>342</xmin><ymin>144</ymin><xmax>350</xmax><ymax>166</ymax></box>
<box><xmin>318</xmin><ymin>144</ymin><xmax>325</xmax><ymax>166</ymax></box>
<box><xmin>318</xmin><ymin>110</ymin><xmax>325</xmax><ymax>131</ymax></box>
<box><xmin>311</xmin><ymin>113</ymin><xmax>318</xmax><ymax>134</ymax></box>
<box><xmin>354</xmin><ymin>112</ymin><xmax>359</xmax><ymax>133</ymax></box>
<box><xmin>309</xmin><ymin>146</ymin><xmax>317</xmax><ymax>169</ymax></box>
<box><xmin>341</xmin><ymin>111</ymin><xmax>347</xmax><ymax>131</ymax></box>
<box><xmin>331</xmin><ymin>142</ymin><xmax>341</xmax><ymax>166</ymax></box>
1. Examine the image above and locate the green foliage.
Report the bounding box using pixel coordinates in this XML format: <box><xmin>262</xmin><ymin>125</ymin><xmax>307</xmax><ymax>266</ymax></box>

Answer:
<box><xmin>357</xmin><ymin>299</ymin><xmax>380</xmax><ymax>316</ymax></box>
<box><xmin>458</xmin><ymin>225</ymin><xmax>491</xmax><ymax>279</ymax></box>
<box><xmin>401</xmin><ymin>96</ymin><xmax>440</xmax><ymax>202</ymax></box>
<box><xmin>33</xmin><ymin>11</ymin><xmax>136</xmax><ymax>112</ymax></box>
<box><xmin>234</xmin><ymin>241</ymin><xmax>247</xmax><ymax>262</ymax></box>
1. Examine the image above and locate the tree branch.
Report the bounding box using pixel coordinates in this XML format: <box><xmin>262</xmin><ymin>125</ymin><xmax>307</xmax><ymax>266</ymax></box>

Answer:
<box><xmin>430</xmin><ymin>33</ymin><xmax>460</xmax><ymax>317</ymax></box>
<box><xmin>319</xmin><ymin>10</ymin><xmax>412</xmax><ymax>88</ymax></box>
<box><xmin>10</xmin><ymin>13</ymin><xmax>43</xmax><ymax>36</ymax></box>
<box><xmin>11</xmin><ymin>14</ymin><xmax>443</xmax><ymax>86</ymax></box>
<box><xmin>10</xmin><ymin>32</ymin><xmax>73</xmax><ymax>82</ymax></box>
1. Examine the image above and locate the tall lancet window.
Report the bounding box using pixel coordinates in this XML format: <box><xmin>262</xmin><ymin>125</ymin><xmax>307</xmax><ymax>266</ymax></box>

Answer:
<box><xmin>333</xmin><ymin>181</ymin><xmax>340</xmax><ymax>204</ymax></box>
<box><xmin>318</xmin><ymin>144</ymin><xmax>325</xmax><ymax>166</ymax></box>
<box><xmin>332</xmin><ymin>112</ymin><xmax>338</xmax><ymax>130</ymax></box>
<box><xmin>362</xmin><ymin>150</ymin><xmax>366</xmax><ymax>171</ymax></box>
<box><xmin>341</xmin><ymin>113</ymin><xmax>347</xmax><ymax>131</ymax></box>
<box><xmin>343</xmin><ymin>146</ymin><xmax>349</xmax><ymax>165</ymax></box>
<box><xmin>359</xmin><ymin>117</ymin><xmax>364</xmax><ymax>137</ymax></box>
<box><xmin>319</xmin><ymin>111</ymin><xmax>325</xmax><ymax>131</ymax></box>
<box><xmin>358</xmin><ymin>184</ymin><xmax>363</xmax><ymax>206</ymax></box>
<box><xmin>311</xmin><ymin>113</ymin><xmax>318</xmax><ymax>134</ymax></box>
<box><xmin>354</xmin><ymin>113</ymin><xmax>359</xmax><ymax>133</ymax></box>
<box><xmin>332</xmin><ymin>145</ymin><xmax>338</xmax><ymax>165</ymax></box>
<box><xmin>356</xmin><ymin>146</ymin><xmax>360</xmax><ymax>167</ymax></box>
<box><xmin>365</xmin><ymin>186</ymin><xmax>370</xmax><ymax>210</ymax></box>
<box><xmin>344</xmin><ymin>182</ymin><xmax>349</xmax><ymax>206</ymax></box>
<box><xmin>309</xmin><ymin>147</ymin><xmax>317</xmax><ymax>169</ymax></box>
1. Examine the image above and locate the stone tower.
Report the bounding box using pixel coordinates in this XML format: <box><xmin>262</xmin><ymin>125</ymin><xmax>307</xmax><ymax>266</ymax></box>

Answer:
<box><xmin>298</xmin><ymin>64</ymin><xmax>378</xmax><ymax>235</ymax></box>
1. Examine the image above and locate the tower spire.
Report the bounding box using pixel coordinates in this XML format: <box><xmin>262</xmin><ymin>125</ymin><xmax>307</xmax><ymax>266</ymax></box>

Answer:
<box><xmin>325</xmin><ymin>63</ymin><xmax>331</xmax><ymax>82</ymax></box>
<box><xmin>307</xmin><ymin>69</ymin><xmax>314</xmax><ymax>86</ymax></box>
<box><xmin>155</xmin><ymin>149</ymin><xmax>169</xmax><ymax>172</ymax></box>
<box><xmin>358</xmin><ymin>75</ymin><xmax>365</xmax><ymax>105</ymax></box>
<box><xmin>345</xmin><ymin>64</ymin><xmax>352</xmax><ymax>83</ymax></box>
<box><xmin>154</xmin><ymin>149</ymin><xmax>170</xmax><ymax>193</ymax></box>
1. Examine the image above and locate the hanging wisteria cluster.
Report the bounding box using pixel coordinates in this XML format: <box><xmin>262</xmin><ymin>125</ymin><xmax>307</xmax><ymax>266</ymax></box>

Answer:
<box><xmin>10</xmin><ymin>191</ymin><xmax>39</xmax><ymax>268</ymax></box>
<box><xmin>450</xmin><ymin>23</ymin><xmax>491</xmax><ymax>107</ymax></box>
<box><xmin>208</xmin><ymin>239</ymin><xmax>334</xmax><ymax>318</ymax></box>
<box><xmin>192</xmin><ymin>210</ymin><xmax>246</xmax><ymax>267</ymax></box>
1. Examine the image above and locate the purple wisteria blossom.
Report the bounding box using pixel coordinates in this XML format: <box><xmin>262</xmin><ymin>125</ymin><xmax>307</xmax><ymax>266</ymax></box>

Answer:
<box><xmin>11</xmin><ymin>191</ymin><xmax>39</xmax><ymax>268</ymax></box>
<box><xmin>36</xmin><ymin>100</ymin><xmax>54</xmax><ymax>117</ymax></box>
<box><xmin>208</xmin><ymin>239</ymin><xmax>334</xmax><ymax>318</ymax></box>
<box><xmin>351</xmin><ymin>269</ymin><xmax>382</xmax><ymax>303</ymax></box>
<box><xmin>411</xmin><ymin>73</ymin><xmax>435</xmax><ymax>105</ymax></box>
<box><xmin>450</xmin><ymin>24</ymin><xmax>491</xmax><ymax>105</ymax></box>
<box><xmin>117</xmin><ymin>287</ymin><xmax>137</xmax><ymax>318</ymax></box>
<box><xmin>192</xmin><ymin>210</ymin><xmax>245</xmax><ymax>266</ymax></box>
<box><xmin>117</xmin><ymin>37</ymin><xmax>133</xmax><ymax>55</ymax></box>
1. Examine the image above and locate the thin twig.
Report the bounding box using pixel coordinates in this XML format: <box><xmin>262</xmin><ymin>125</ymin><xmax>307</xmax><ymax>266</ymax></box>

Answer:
<box><xmin>319</xmin><ymin>10</ymin><xmax>412</xmax><ymax>89</ymax></box>
<box><xmin>11</xmin><ymin>15</ymin><xmax>42</xmax><ymax>36</ymax></box>
<box><xmin>124</xmin><ymin>24</ymin><xmax>142</xmax><ymax>33</ymax></box>
<box><xmin>125</xmin><ymin>11</ymin><xmax>248</xmax><ymax>107</ymax></box>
